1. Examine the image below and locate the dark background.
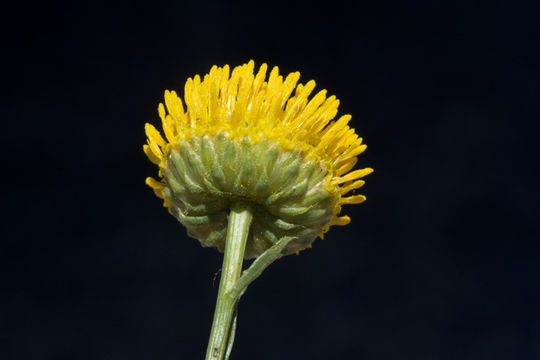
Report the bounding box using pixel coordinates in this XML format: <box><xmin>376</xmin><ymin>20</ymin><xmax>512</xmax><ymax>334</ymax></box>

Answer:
<box><xmin>2</xmin><ymin>1</ymin><xmax>539</xmax><ymax>359</ymax></box>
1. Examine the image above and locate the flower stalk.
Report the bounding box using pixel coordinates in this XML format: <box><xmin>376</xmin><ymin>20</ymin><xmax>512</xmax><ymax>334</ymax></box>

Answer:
<box><xmin>205</xmin><ymin>202</ymin><xmax>253</xmax><ymax>360</ymax></box>
<box><xmin>205</xmin><ymin>203</ymin><xmax>297</xmax><ymax>360</ymax></box>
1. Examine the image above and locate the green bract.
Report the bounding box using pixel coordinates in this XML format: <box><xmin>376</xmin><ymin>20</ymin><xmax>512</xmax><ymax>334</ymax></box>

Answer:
<box><xmin>161</xmin><ymin>132</ymin><xmax>335</xmax><ymax>259</ymax></box>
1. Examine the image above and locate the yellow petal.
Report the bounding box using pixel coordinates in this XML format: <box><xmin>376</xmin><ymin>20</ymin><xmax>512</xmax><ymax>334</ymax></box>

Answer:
<box><xmin>340</xmin><ymin>195</ymin><xmax>366</xmax><ymax>204</ymax></box>
<box><xmin>332</xmin><ymin>168</ymin><xmax>373</xmax><ymax>185</ymax></box>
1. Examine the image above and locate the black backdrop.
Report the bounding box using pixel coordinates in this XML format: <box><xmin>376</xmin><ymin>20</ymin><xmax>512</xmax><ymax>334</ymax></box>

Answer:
<box><xmin>2</xmin><ymin>1</ymin><xmax>539</xmax><ymax>359</ymax></box>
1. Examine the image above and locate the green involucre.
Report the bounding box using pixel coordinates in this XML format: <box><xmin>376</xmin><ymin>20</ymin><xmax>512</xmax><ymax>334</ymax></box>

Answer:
<box><xmin>161</xmin><ymin>131</ymin><xmax>336</xmax><ymax>259</ymax></box>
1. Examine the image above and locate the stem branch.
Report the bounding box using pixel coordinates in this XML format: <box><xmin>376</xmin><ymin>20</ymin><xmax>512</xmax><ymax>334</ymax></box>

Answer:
<box><xmin>228</xmin><ymin>236</ymin><xmax>295</xmax><ymax>301</ymax></box>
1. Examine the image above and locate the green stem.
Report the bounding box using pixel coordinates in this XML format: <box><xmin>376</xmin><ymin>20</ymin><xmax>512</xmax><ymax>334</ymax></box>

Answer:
<box><xmin>228</xmin><ymin>236</ymin><xmax>295</xmax><ymax>301</ymax></box>
<box><xmin>205</xmin><ymin>202</ymin><xmax>253</xmax><ymax>360</ymax></box>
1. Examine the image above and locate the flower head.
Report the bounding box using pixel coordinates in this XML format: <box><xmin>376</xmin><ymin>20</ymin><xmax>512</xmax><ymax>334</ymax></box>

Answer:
<box><xmin>144</xmin><ymin>61</ymin><xmax>372</xmax><ymax>258</ymax></box>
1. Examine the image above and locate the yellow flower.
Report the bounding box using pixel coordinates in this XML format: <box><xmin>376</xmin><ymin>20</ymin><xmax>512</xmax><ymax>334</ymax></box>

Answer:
<box><xmin>144</xmin><ymin>61</ymin><xmax>372</xmax><ymax>258</ymax></box>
